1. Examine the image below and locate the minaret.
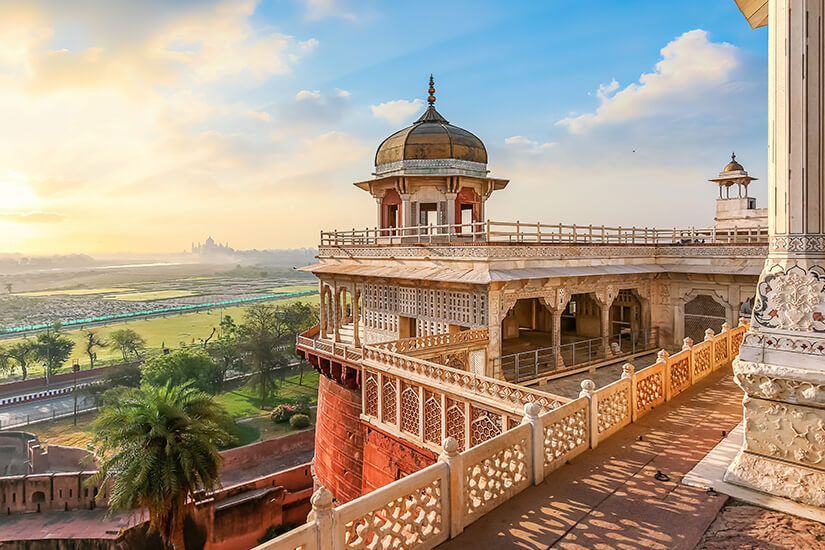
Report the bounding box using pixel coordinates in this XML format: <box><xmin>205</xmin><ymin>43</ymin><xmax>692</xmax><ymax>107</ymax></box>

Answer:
<box><xmin>708</xmin><ymin>153</ymin><xmax>766</xmax><ymax>230</ymax></box>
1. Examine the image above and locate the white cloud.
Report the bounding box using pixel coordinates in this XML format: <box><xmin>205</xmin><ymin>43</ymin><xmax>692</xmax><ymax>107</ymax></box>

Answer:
<box><xmin>370</xmin><ymin>98</ymin><xmax>424</xmax><ymax>125</ymax></box>
<box><xmin>304</xmin><ymin>0</ymin><xmax>357</xmax><ymax>21</ymax></box>
<box><xmin>504</xmin><ymin>136</ymin><xmax>556</xmax><ymax>152</ymax></box>
<box><xmin>296</xmin><ymin>89</ymin><xmax>321</xmax><ymax>101</ymax></box>
<box><xmin>558</xmin><ymin>30</ymin><xmax>743</xmax><ymax>134</ymax></box>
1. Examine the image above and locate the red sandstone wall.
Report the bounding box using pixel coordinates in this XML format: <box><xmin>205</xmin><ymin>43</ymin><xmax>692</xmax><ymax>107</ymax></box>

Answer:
<box><xmin>361</xmin><ymin>424</ymin><xmax>437</xmax><ymax>493</ymax></box>
<box><xmin>218</xmin><ymin>429</ymin><xmax>314</xmax><ymax>484</ymax></box>
<box><xmin>314</xmin><ymin>374</ymin><xmax>364</xmax><ymax>503</ymax></box>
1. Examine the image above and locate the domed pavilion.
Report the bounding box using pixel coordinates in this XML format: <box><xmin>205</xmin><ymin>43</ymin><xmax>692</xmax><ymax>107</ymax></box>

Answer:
<box><xmin>354</xmin><ymin>76</ymin><xmax>508</xmax><ymax>232</ymax></box>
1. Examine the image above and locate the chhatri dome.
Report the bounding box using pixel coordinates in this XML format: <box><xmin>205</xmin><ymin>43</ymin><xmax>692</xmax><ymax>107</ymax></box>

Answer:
<box><xmin>355</xmin><ymin>76</ymin><xmax>507</xmax><ymax>230</ymax></box>
<box><xmin>373</xmin><ymin>76</ymin><xmax>489</xmax><ymax>177</ymax></box>
<box><xmin>723</xmin><ymin>153</ymin><xmax>745</xmax><ymax>173</ymax></box>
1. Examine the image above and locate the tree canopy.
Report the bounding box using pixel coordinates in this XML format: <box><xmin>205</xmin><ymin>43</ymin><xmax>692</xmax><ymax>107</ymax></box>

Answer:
<box><xmin>141</xmin><ymin>349</ymin><xmax>218</xmax><ymax>395</ymax></box>
<box><xmin>92</xmin><ymin>383</ymin><xmax>233</xmax><ymax>550</ymax></box>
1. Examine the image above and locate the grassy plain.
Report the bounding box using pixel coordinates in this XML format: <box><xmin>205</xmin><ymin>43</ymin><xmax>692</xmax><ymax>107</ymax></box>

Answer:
<box><xmin>0</xmin><ymin>292</ymin><xmax>319</xmax><ymax>377</ymax></box>
<box><xmin>14</xmin><ymin>288</ymin><xmax>134</xmax><ymax>297</ymax></box>
<box><xmin>269</xmin><ymin>284</ymin><xmax>316</xmax><ymax>294</ymax></box>
<box><xmin>105</xmin><ymin>289</ymin><xmax>196</xmax><ymax>301</ymax></box>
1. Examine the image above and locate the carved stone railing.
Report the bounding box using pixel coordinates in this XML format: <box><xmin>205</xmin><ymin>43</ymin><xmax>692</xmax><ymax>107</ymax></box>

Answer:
<box><xmin>320</xmin><ymin>220</ymin><xmax>768</xmax><ymax>247</ymax></box>
<box><xmin>260</xmin><ymin>321</ymin><xmax>748</xmax><ymax>550</ymax></box>
<box><xmin>297</xmin><ymin>325</ymin><xmax>363</xmax><ymax>364</ymax></box>
<box><xmin>362</xmin><ymin>345</ymin><xmax>568</xmax><ymax>415</ymax></box>
<box><xmin>540</xmin><ymin>397</ymin><xmax>590</xmax><ymax>476</ymax></box>
<box><xmin>460</xmin><ymin>422</ymin><xmax>532</xmax><ymax>528</ymax></box>
<box><xmin>592</xmin><ymin>378</ymin><xmax>631</xmax><ymax>444</ymax></box>
<box><xmin>333</xmin><ymin>462</ymin><xmax>450</xmax><ymax>549</ymax></box>
<box><xmin>371</xmin><ymin>328</ymin><xmax>489</xmax><ymax>355</ymax></box>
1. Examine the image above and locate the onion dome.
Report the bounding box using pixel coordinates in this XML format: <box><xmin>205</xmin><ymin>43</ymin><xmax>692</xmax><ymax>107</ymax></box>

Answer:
<box><xmin>723</xmin><ymin>152</ymin><xmax>745</xmax><ymax>172</ymax></box>
<box><xmin>374</xmin><ymin>76</ymin><xmax>488</xmax><ymax>177</ymax></box>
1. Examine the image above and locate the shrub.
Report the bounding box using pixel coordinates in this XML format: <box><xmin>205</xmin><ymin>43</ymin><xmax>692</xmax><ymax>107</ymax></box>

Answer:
<box><xmin>258</xmin><ymin>523</ymin><xmax>294</xmax><ymax>544</ymax></box>
<box><xmin>271</xmin><ymin>404</ymin><xmax>298</xmax><ymax>423</ymax></box>
<box><xmin>289</xmin><ymin>413</ymin><xmax>310</xmax><ymax>429</ymax></box>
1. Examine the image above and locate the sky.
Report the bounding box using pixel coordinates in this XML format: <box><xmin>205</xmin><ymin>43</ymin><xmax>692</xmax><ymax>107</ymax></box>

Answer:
<box><xmin>0</xmin><ymin>0</ymin><xmax>769</xmax><ymax>255</ymax></box>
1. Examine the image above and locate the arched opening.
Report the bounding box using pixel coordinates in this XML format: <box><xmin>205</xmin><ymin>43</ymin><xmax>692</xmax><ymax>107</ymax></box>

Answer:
<box><xmin>610</xmin><ymin>289</ymin><xmax>644</xmax><ymax>351</ymax></box>
<box><xmin>561</xmin><ymin>293</ymin><xmax>602</xmax><ymax>342</ymax></box>
<box><xmin>381</xmin><ymin>189</ymin><xmax>402</xmax><ymax>231</ymax></box>
<box><xmin>501</xmin><ymin>298</ymin><xmax>554</xmax><ymax>354</ymax></box>
<box><xmin>684</xmin><ymin>294</ymin><xmax>727</xmax><ymax>343</ymax></box>
<box><xmin>455</xmin><ymin>187</ymin><xmax>481</xmax><ymax>231</ymax></box>
<box><xmin>31</xmin><ymin>491</ymin><xmax>45</xmax><ymax>503</ymax></box>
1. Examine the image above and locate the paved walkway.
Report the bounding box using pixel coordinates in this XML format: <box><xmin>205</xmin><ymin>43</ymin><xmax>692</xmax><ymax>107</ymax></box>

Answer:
<box><xmin>440</xmin><ymin>368</ymin><xmax>744</xmax><ymax>550</ymax></box>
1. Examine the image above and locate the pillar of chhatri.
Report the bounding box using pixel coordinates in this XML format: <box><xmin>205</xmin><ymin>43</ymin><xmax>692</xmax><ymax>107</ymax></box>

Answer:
<box><xmin>726</xmin><ymin>0</ymin><xmax>825</xmax><ymax>506</ymax></box>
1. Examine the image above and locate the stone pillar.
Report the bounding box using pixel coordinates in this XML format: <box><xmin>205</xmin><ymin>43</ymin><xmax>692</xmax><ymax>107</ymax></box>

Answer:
<box><xmin>375</xmin><ymin>197</ymin><xmax>382</xmax><ymax>229</ymax></box>
<box><xmin>333</xmin><ymin>285</ymin><xmax>341</xmax><ymax>343</ymax></box>
<box><xmin>446</xmin><ymin>192</ymin><xmax>457</xmax><ymax>230</ymax></box>
<box><xmin>552</xmin><ymin>309</ymin><xmax>564</xmax><ymax>369</ymax></box>
<box><xmin>319</xmin><ymin>283</ymin><xmax>327</xmax><ymax>339</ymax></box>
<box><xmin>401</xmin><ymin>194</ymin><xmax>413</xmax><ymax>227</ymax></box>
<box><xmin>353</xmin><ymin>287</ymin><xmax>360</xmax><ymax>348</ymax></box>
<box><xmin>726</xmin><ymin>0</ymin><xmax>825</xmax><ymax>507</ymax></box>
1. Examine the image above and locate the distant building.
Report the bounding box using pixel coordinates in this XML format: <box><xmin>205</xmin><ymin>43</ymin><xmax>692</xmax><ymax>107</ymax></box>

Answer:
<box><xmin>190</xmin><ymin>236</ymin><xmax>235</xmax><ymax>257</ymax></box>
<box><xmin>710</xmin><ymin>153</ymin><xmax>768</xmax><ymax>230</ymax></box>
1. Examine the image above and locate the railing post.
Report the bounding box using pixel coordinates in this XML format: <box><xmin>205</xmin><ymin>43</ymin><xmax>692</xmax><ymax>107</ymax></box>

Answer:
<box><xmin>579</xmin><ymin>379</ymin><xmax>598</xmax><ymax>449</ymax></box>
<box><xmin>439</xmin><ymin>437</ymin><xmax>464</xmax><ymax>538</ymax></box>
<box><xmin>622</xmin><ymin>363</ymin><xmax>635</xmax><ymax>422</ymax></box>
<box><xmin>307</xmin><ymin>486</ymin><xmax>333</xmax><ymax>550</ymax></box>
<box><xmin>658</xmin><ymin>349</ymin><xmax>671</xmax><ymax>400</ymax></box>
<box><xmin>534</xmin><ymin>349</ymin><xmax>539</xmax><ymax>379</ymax></box>
<box><xmin>522</xmin><ymin>402</ymin><xmax>545</xmax><ymax>485</ymax></box>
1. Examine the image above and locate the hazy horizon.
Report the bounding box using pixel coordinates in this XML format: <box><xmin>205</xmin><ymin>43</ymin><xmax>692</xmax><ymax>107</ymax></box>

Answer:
<box><xmin>1</xmin><ymin>1</ymin><xmax>768</xmax><ymax>255</ymax></box>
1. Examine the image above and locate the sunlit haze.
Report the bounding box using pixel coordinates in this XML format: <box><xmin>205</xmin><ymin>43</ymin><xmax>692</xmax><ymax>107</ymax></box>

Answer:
<box><xmin>0</xmin><ymin>0</ymin><xmax>768</xmax><ymax>255</ymax></box>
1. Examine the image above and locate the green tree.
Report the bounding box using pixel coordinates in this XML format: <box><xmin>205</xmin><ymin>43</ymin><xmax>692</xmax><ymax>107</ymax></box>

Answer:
<box><xmin>281</xmin><ymin>302</ymin><xmax>319</xmax><ymax>343</ymax></box>
<box><xmin>0</xmin><ymin>345</ymin><xmax>12</xmax><ymax>377</ymax></box>
<box><xmin>33</xmin><ymin>330</ymin><xmax>75</xmax><ymax>378</ymax></box>
<box><xmin>109</xmin><ymin>329</ymin><xmax>146</xmax><ymax>361</ymax></box>
<box><xmin>6</xmin><ymin>340</ymin><xmax>36</xmax><ymax>380</ymax></box>
<box><xmin>84</xmin><ymin>363</ymin><xmax>142</xmax><ymax>407</ymax></box>
<box><xmin>142</xmin><ymin>349</ymin><xmax>217</xmax><ymax>394</ymax></box>
<box><xmin>206</xmin><ymin>316</ymin><xmax>242</xmax><ymax>393</ymax></box>
<box><xmin>91</xmin><ymin>383</ymin><xmax>233</xmax><ymax>550</ymax></box>
<box><xmin>238</xmin><ymin>304</ymin><xmax>284</xmax><ymax>407</ymax></box>
<box><xmin>82</xmin><ymin>329</ymin><xmax>107</xmax><ymax>369</ymax></box>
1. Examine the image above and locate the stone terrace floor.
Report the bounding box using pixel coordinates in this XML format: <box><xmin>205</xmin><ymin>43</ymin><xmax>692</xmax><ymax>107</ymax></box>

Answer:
<box><xmin>440</xmin><ymin>367</ymin><xmax>825</xmax><ymax>550</ymax></box>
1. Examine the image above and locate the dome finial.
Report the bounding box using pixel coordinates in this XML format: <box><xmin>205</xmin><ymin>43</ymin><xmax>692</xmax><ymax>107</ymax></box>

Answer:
<box><xmin>427</xmin><ymin>74</ymin><xmax>436</xmax><ymax>106</ymax></box>
<box><xmin>732</xmin><ymin>151</ymin><xmax>736</xmax><ymax>161</ymax></box>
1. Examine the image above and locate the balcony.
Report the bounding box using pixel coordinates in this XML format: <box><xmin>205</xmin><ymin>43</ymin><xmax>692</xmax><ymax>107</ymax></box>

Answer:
<box><xmin>320</xmin><ymin>220</ymin><xmax>768</xmax><ymax>247</ymax></box>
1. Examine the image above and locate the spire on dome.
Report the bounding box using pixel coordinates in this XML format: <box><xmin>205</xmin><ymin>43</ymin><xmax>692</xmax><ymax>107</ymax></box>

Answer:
<box><xmin>415</xmin><ymin>74</ymin><xmax>448</xmax><ymax>124</ymax></box>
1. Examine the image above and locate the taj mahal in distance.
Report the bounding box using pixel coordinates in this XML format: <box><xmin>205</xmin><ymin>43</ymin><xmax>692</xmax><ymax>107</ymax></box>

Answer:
<box><xmin>6</xmin><ymin>1</ymin><xmax>825</xmax><ymax>549</ymax></box>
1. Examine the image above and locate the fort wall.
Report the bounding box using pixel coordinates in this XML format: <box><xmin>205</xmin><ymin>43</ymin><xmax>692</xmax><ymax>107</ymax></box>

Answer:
<box><xmin>314</xmin><ymin>374</ymin><xmax>364</xmax><ymax>503</ymax></box>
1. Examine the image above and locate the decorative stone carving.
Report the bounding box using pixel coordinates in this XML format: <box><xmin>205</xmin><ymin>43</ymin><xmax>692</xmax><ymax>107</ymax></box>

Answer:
<box><xmin>740</xmin><ymin>397</ymin><xmax>825</xmax><ymax>469</ymax></box>
<box><xmin>754</xmin><ymin>266</ymin><xmax>825</xmax><ymax>332</ymax></box>
<box><xmin>726</xmin><ymin>450</ymin><xmax>825</xmax><ymax>508</ymax></box>
<box><xmin>463</xmin><ymin>434</ymin><xmax>529</xmax><ymax>519</ymax></box>
<box><xmin>341</xmin><ymin>475</ymin><xmax>445</xmax><ymax>549</ymax></box>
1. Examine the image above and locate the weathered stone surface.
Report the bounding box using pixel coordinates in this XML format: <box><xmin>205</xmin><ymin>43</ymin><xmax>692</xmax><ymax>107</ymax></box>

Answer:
<box><xmin>696</xmin><ymin>502</ymin><xmax>825</xmax><ymax>550</ymax></box>
<box><xmin>725</xmin><ymin>451</ymin><xmax>825</xmax><ymax>508</ymax></box>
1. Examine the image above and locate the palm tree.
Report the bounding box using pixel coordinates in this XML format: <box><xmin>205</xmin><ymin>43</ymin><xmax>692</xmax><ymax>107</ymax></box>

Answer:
<box><xmin>91</xmin><ymin>383</ymin><xmax>233</xmax><ymax>550</ymax></box>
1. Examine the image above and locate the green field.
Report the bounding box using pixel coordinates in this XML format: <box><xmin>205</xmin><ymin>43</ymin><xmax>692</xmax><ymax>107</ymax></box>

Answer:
<box><xmin>270</xmin><ymin>284</ymin><xmax>316</xmax><ymax>294</ymax></box>
<box><xmin>216</xmin><ymin>370</ymin><xmax>320</xmax><ymax>417</ymax></box>
<box><xmin>0</xmin><ymin>293</ymin><xmax>319</xmax><ymax>378</ymax></box>
<box><xmin>14</xmin><ymin>287</ymin><xmax>134</xmax><ymax>297</ymax></box>
<box><xmin>105</xmin><ymin>289</ymin><xmax>196</xmax><ymax>301</ymax></box>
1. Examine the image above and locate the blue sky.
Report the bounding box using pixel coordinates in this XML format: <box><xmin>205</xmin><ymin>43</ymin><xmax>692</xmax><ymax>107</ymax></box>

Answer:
<box><xmin>0</xmin><ymin>0</ymin><xmax>768</xmax><ymax>253</ymax></box>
